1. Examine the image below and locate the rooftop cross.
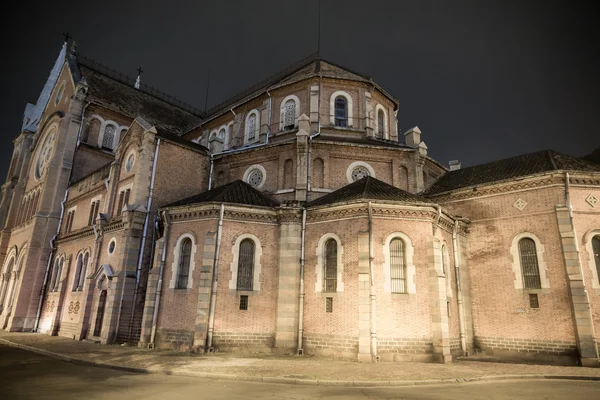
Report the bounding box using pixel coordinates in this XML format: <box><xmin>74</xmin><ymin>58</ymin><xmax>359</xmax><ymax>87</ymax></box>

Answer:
<box><xmin>62</xmin><ymin>32</ymin><xmax>72</xmax><ymax>43</ymax></box>
<box><xmin>137</xmin><ymin>66</ymin><xmax>144</xmax><ymax>76</ymax></box>
<box><xmin>134</xmin><ymin>66</ymin><xmax>143</xmax><ymax>89</ymax></box>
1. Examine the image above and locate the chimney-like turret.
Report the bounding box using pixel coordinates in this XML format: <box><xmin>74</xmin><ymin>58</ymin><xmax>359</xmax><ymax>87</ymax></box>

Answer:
<box><xmin>449</xmin><ymin>160</ymin><xmax>461</xmax><ymax>171</ymax></box>
<box><xmin>403</xmin><ymin>126</ymin><xmax>421</xmax><ymax>147</ymax></box>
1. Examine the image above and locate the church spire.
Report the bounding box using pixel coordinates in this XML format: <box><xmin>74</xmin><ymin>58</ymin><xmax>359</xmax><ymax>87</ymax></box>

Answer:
<box><xmin>22</xmin><ymin>38</ymin><xmax>68</xmax><ymax>132</ymax></box>
<box><xmin>135</xmin><ymin>66</ymin><xmax>143</xmax><ymax>89</ymax></box>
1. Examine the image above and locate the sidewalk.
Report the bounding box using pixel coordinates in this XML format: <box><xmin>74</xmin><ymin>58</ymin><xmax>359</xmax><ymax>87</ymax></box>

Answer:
<box><xmin>1</xmin><ymin>331</ymin><xmax>599</xmax><ymax>386</ymax></box>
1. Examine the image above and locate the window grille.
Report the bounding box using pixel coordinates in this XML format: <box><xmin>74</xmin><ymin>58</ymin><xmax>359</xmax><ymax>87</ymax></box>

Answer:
<box><xmin>176</xmin><ymin>239</ymin><xmax>192</xmax><ymax>289</ymax></box>
<box><xmin>519</xmin><ymin>238</ymin><xmax>541</xmax><ymax>289</ymax></box>
<box><xmin>334</xmin><ymin>97</ymin><xmax>347</xmax><ymax>127</ymax></box>
<box><xmin>102</xmin><ymin>125</ymin><xmax>116</xmax><ymax>150</ymax></box>
<box><xmin>377</xmin><ymin>109</ymin><xmax>385</xmax><ymax>137</ymax></box>
<box><xmin>247</xmin><ymin>113</ymin><xmax>257</xmax><ymax>141</ymax></box>
<box><xmin>326</xmin><ymin>297</ymin><xmax>333</xmax><ymax>313</ymax></box>
<box><xmin>240</xmin><ymin>295</ymin><xmax>248</xmax><ymax>310</ymax></box>
<box><xmin>529</xmin><ymin>293</ymin><xmax>539</xmax><ymax>308</ymax></box>
<box><xmin>390</xmin><ymin>238</ymin><xmax>406</xmax><ymax>293</ymax></box>
<box><xmin>237</xmin><ymin>239</ymin><xmax>255</xmax><ymax>291</ymax></box>
<box><xmin>593</xmin><ymin>236</ymin><xmax>600</xmax><ymax>284</ymax></box>
<box><xmin>284</xmin><ymin>100</ymin><xmax>296</xmax><ymax>130</ymax></box>
<box><xmin>351</xmin><ymin>166</ymin><xmax>370</xmax><ymax>181</ymax></box>
<box><xmin>246</xmin><ymin>169</ymin><xmax>263</xmax><ymax>188</ymax></box>
<box><xmin>324</xmin><ymin>239</ymin><xmax>337</xmax><ymax>292</ymax></box>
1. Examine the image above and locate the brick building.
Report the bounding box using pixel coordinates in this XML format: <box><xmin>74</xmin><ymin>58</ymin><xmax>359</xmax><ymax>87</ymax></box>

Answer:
<box><xmin>1</xmin><ymin>42</ymin><xmax>599</xmax><ymax>367</ymax></box>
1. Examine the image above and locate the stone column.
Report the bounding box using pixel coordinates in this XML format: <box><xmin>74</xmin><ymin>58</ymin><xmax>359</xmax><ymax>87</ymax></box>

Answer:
<box><xmin>427</xmin><ymin>236</ymin><xmax>452</xmax><ymax>363</ymax></box>
<box><xmin>295</xmin><ymin>115</ymin><xmax>310</xmax><ymax>201</ymax></box>
<box><xmin>555</xmin><ymin>206</ymin><xmax>599</xmax><ymax>367</ymax></box>
<box><xmin>274</xmin><ymin>210</ymin><xmax>302</xmax><ymax>353</ymax></box>
<box><xmin>357</xmin><ymin>232</ymin><xmax>372</xmax><ymax>362</ymax></box>
<box><xmin>364</xmin><ymin>92</ymin><xmax>374</xmax><ymax>137</ymax></box>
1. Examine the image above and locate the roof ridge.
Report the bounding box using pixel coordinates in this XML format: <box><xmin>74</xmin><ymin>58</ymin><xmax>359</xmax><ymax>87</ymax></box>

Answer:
<box><xmin>546</xmin><ymin>149</ymin><xmax>559</xmax><ymax>170</ymax></box>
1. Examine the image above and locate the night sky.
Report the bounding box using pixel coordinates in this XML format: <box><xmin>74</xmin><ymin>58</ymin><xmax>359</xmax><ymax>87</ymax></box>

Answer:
<box><xmin>1</xmin><ymin>0</ymin><xmax>598</xmax><ymax>181</ymax></box>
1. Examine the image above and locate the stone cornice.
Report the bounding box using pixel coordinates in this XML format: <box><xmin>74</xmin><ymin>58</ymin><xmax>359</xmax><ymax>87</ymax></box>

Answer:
<box><xmin>56</xmin><ymin>227</ymin><xmax>95</xmax><ymax>244</ymax></box>
<box><xmin>168</xmin><ymin>204</ymin><xmax>279</xmax><ymax>224</ymax></box>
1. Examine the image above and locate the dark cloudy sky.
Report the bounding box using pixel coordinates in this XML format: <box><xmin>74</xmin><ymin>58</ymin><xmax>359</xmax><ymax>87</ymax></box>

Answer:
<box><xmin>1</xmin><ymin>0</ymin><xmax>598</xmax><ymax>181</ymax></box>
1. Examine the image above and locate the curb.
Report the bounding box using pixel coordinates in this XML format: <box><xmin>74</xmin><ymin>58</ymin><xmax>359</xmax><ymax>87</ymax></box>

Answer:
<box><xmin>2</xmin><ymin>338</ymin><xmax>600</xmax><ymax>387</ymax></box>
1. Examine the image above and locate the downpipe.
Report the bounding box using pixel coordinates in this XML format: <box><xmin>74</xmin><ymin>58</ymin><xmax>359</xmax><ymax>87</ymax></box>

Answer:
<box><xmin>297</xmin><ymin>208</ymin><xmax>307</xmax><ymax>354</ymax></box>
<box><xmin>208</xmin><ymin>154</ymin><xmax>214</xmax><ymax>190</ymax></box>
<box><xmin>150</xmin><ymin>211</ymin><xmax>170</xmax><ymax>346</ymax></box>
<box><xmin>452</xmin><ymin>220</ymin><xmax>467</xmax><ymax>355</ymax></box>
<box><xmin>206</xmin><ymin>204</ymin><xmax>225</xmax><ymax>350</ymax></box>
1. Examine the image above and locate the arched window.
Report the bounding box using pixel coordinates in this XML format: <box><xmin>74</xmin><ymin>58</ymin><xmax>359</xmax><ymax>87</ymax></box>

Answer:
<box><xmin>283</xmin><ymin>159</ymin><xmax>294</xmax><ymax>189</ymax></box>
<box><xmin>236</xmin><ymin>239</ymin><xmax>255</xmax><ymax>291</ymax></box>
<box><xmin>176</xmin><ymin>238</ymin><xmax>192</xmax><ymax>289</ymax></box>
<box><xmin>73</xmin><ymin>254</ymin><xmax>83</xmax><ymax>291</ymax></box>
<box><xmin>377</xmin><ymin>108</ymin><xmax>385</xmax><ymax>138</ymax></box>
<box><xmin>101</xmin><ymin>124</ymin><xmax>116</xmax><ymax>150</ymax></box>
<box><xmin>283</xmin><ymin>99</ymin><xmax>296</xmax><ymax>130</ymax></box>
<box><xmin>312</xmin><ymin>157</ymin><xmax>324</xmax><ymax>188</ymax></box>
<box><xmin>592</xmin><ymin>235</ymin><xmax>600</xmax><ymax>284</ymax></box>
<box><xmin>519</xmin><ymin>238</ymin><xmax>541</xmax><ymax>289</ymax></box>
<box><xmin>389</xmin><ymin>238</ymin><xmax>406</xmax><ymax>293</ymax></box>
<box><xmin>324</xmin><ymin>239</ymin><xmax>338</xmax><ymax>292</ymax></box>
<box><xmin>50</xmin><ymin>257</ymin><xmax>64</xmax><ymax>292</ymax></box>
<box><xmin>334</xmin><ymin>96</ymin><xmax>348</xmax><ymax>127</ymax></box>
<box><xmin>246</xmin><ymin>111</ymin><xmax>259</xmax><ymax>143</ymax></box>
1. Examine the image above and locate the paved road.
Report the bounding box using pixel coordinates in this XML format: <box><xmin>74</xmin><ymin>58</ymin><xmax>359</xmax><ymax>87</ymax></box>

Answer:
<box><xmin>1</xmin><ymin>344</ymin><xmax>599</xmax><ymax>399</ymax></box>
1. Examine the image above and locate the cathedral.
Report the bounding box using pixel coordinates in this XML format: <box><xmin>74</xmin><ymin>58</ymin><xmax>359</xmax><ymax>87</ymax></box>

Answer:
<box><xmin>1</xmin><ymin>41</ymin><xmax>599</xmax><ymax>367</ymax></box>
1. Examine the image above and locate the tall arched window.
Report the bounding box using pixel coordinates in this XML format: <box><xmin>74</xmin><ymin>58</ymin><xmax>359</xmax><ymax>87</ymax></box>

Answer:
<box><xmin>78</xmin><ymin>253</ymin><xmax>89</xmax><ymax>290</ymax></box>
<box><xmin>593</xmin><ymin>235</ymin><xmax>600</xmax><ymax>284</ymax></box>
<box><xmin>283</xmin><ymin>159</ymin><xmax>294</xmax><ymax>189</ymax></box>
<box><xmin>283</xmin><ymin>100</ymin><xmax>296</xmax><ymax>130</ymax></box>
<box><xmin>50</xmin><ymin>257</ymin><xmax>64</xmax><ymax>292</ymax></box>
<box><xmin>324</xmin><ymin>239</ymin><xmax>338</xmax><ymax>292</ymax></box>
<box><xmin>176</xmin><ymin>238</ymin><xmax>192</xmax><ymax>289</ymax></box>
<box><xmin>101</xmin><ymin>124</ymin><xmax>116</xmax><ymax>150</ymax></box>
<box><xmin>389</xmin><ymin>238</ymin><xmax>406</xmax><ymax>293</ymax></box>
<box><xmin>334</xmin><ymin>96</ymin><xmax>348</xmax><ymax>127</ymax></box>
<box><xmin>519</xmin><ymin>238</ymin><xmax>541</xmax><ymax>289</ymax></box>
<box><xmin>237</xmin><ymin>239</ymin><xmax>255</xmax><ymax>291</ymax></box>
<box><xmin>377</xmin><ymin>108</ymin><xmax>385</xmax><ymax>138</ymax></box>
<box><xmin>0</xmin><ymin>258</ymin><xmax>15</xmax><ymax>309</ymax></box>
<box><xmin>73</xmin><ymin>254</ymin><xmax>83</xmax><ymax>291</ymax></box>
<box><xmin>246</xmin><ymin>112</ymin><xmax>258</xmax><ymax>143</ymax></box>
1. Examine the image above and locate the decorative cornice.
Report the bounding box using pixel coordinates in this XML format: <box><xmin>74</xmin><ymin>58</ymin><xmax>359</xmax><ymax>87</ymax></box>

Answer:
<box><xmin>56</xmin><ymin>227</ymin><xmax>95</xmax><ymax>244</ymax></box>
<box><xmin>329</xmin><ymin>152</ymin><xmax>395</xmax><ymax>164</ymax></box>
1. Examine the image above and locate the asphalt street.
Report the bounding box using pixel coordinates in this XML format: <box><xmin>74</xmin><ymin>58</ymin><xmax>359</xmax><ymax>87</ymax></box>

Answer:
<box><xmin>1</xmin><ymin>344</ymin><xmax>599</xmax><ymax>399</ymax></box>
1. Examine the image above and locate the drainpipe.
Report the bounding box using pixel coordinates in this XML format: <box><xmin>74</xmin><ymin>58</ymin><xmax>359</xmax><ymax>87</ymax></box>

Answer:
<box><xmin>368</xmin><ymin>201</ymin><xmax>378</xmax><ymax>360</ymax></box>
<box><xmin>208</xmin><ymin>154</ymin><xmax>214</xmax><ymax>190</ymax></box>
<box><xmin>125</xmin><ymin>138</ymin><xmax>161</xmax><ymax>341</ymax></box>
<box><xmin>150</xmin><ymin>211</ymin><xmax>170</xmax><ymax>346</ymax></box>
<box><xmin>297</xmin><ymin>208</ymin><xmax>307</xmax><ymax>354</ymax></box>
<box><xmin>452</xmin><ymin>220</ymin><xmax>467</xmax><ymax>354</ymax></box>
<box><xmin>33</xmin><ymin>188</ymin><xmax>69</xmax><ymax>332</ymax></box>
<box><xmin>206</xmin><ymin>203</ymin><xmax>225</xmax><ymax>350</ymax></box>
<box><xmin>266</xmin><ymin>90</ymin><xmax>272</xmax><ymax>144</ymax></box>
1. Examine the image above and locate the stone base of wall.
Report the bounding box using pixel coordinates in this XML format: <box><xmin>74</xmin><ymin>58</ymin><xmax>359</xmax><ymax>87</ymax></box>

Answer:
<box><xmin>475</xmin><ymin>336</ymin><xmax>578</xmax><ymax>366</ymax></box>
<box><xmin>377</xmin><ymin>337</ymin><xmax>435</xmax><ymax>362</ymax></box>
<box><xmin>57</xmin><ymin>321</ymin><xmax>80</xmax><ymax>339</ymax></box>
<box><xmin>450</xmin><ymin>338</ymin><xmax>464</xmax><ymax>357</ymax></box>
<box><xmin>156</xmin><ymin>328</ymin><xmax>195</xmax><ymax>351</ymax></box>
<box><xmin>213</xmin><ymin>332</ymin><xmax>274</xmax><ymax>353</ymax></box>
<box><xmin>303</xmin><ymin>334</ymin><xmax>358</xmax><ymax>360</ymax></box>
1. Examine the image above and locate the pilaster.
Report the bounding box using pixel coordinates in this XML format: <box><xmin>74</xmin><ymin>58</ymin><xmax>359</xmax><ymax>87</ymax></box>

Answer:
<box><xmin>310</xmin><ymin>85</ymin><xmax>319</xmax><ymax>133</ymax></box>
<box><xmin>295</xmin><ymin>114</ymin><xmax>310</xmax><ymax>201</ymax></box>
<box><xmin>192</xmin><ymin>231</ymin><xmax>217</xmax><ymax>351</ymax></box>
<box><xmin>357</xmin><ymin>232</ymin><xmax>372</xmax><ymax>362</ymax></box>
<box><xmin>427</xmin><ymin>236</ymin><xmax>452</xmax><ymax>363</ymax></box>
<box><xmin>364</xmin><ymin>91</ymin><xmax>374</xmax><ymax>138</ymax></box>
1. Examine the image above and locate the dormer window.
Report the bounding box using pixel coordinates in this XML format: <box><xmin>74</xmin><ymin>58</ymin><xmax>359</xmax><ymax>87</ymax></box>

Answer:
<box><xmin>334</xmin><ymin>97</ymin><xmax>348</xmax><ymax>127</ymax></box>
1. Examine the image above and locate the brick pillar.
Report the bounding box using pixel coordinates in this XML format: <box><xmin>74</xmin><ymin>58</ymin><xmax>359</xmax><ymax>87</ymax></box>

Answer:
<box><xmin>274</xmin><ymin>213</ymin><xmax>302</xmax><ymax>353</ymax></box>
<box><xmin>555</xmin><ymin>206</ymin><xmax>600</xmax><ymax>367</ymax></box>
<box><xmin>427</xmin><ymin>236</ymin><xmax>452</xmax><ymax>363</ymax></box>
<box><xmin>295</xmin><ymin>115</ymin><xmax>310</xmax><ymax>201</ymax></box>
<box><xmin>357</xmin><ymin>232</ymin><xmax>372</xmax><ymax>362</ymax></box>
<box><xmin>192</xmin><ymin>231</ymin><xmax>217</xmax><ymax>351</ymax></box>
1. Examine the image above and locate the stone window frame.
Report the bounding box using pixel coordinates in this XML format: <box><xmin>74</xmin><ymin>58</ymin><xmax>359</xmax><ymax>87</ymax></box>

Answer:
<box><xmin>169</xmin><ymin>233</ymin><xmax>198</xmax><ymax>290</ymax></box>
<box><xmin>329</xmin><ymin>90</ymin><xmax>354</xmax><ymax>128</ymax></box>
<box><xmin>243</xmin><ymin>164</ymin><xmax>267</xmax><ymax>189</ymax></box>
<box><xmin>72</xmin><ymin>249</ymin><xmax>91</xmax><ymax>292</ymax></box>
<box><xmin>244</xmin><ymin>109</ymin><xmax>261</xmax><ymax>144</ymax></box>
<box><xmin>229</xmin><ymin>233</ymin><xmax>263</xmax><ymax>292</ymax></box>
<box><xmin>383</xmin><ymin>232</ymin><xmax>416</xmax><ymax>294</ymax></box>
<box><xmin>315</xmin><ymin>233</ymin><xmax>345</xmax><ymax>293</ymax></box>
<box><xmin>107</xmin><ymin>237</ymin><xmax>117</xmax><ymax>256</ymax></box>
<box><xmin>34</xmin><ymin>124</ymin><xmax>58</xmax><ymax>181</ymax></box>
<box><xmin>64</xmin><ymin>206</ymin><xmax>77</xmax><ymax>233</ymax></box>
<box><xmin>509</xmin><ymin>232</ymin><xmax>550</xmax><ymax>290</ymax></box>
<box><xmin>346</xmin><ymin>161</ymin><xmax>376</xmax><ymax>183</ymax></box>
<box><xmin>374</xmin><ymin>104</ymin><xmax>388</xmax><ymax>139</ymax></box>
<box><xmin>279</xmin><ymin>95</ymin><xmax>301</xmax><ymax>132</ymax></box>
<box><xmin>441</xmin><ymin>242</ymin><xmax>452</xmax><ymax>298</ymax></box>
<box><xmin>49</xmin><ymin>254</ymin><xmax>67</xmax><ymax>292</ymax></box>
<box><xmin>124</xmin><ymin>149</ymin><xmax>136</xmax><ymax>173</ymax></box>
<box><xmin>583</xmin><ymin>229</ymin><xmax>600</xmax><ymax>290</ymax></box>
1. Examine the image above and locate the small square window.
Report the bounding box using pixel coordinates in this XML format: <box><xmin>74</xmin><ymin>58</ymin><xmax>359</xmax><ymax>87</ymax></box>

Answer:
<box><xmin>529</xmin><ymin>293</ymin><xmax>539</xmax><ymax>309</ymax></box>
<box><xmin>240</xmin><ymin>295</ymin><xmax>248</xmax><ymax>311</ymax></box>
<box><xmin>326</xmin><ymin>297</ymin><xmax>333</xmax><ymax>313</ymax></box>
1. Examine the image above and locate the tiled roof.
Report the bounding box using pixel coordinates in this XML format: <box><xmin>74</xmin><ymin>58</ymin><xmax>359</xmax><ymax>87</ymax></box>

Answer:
<box><xmin>424</xmin><ymin>149</ymin><xmax>600</xmax><ymax>196</ymax></box>
<box><xmin>77</xmin><ymin>65</ymin><xmax>202</xmax><ymax>135</ymax></box>
<box><xmin>165</xmin><ymin>180</ymin><xmax>280</xmax><ymax>208</ymax></box>
<box><xmin>307</xmin><ymin>176</ymin><xmax>430</xmax><ymax>207</ymax></box>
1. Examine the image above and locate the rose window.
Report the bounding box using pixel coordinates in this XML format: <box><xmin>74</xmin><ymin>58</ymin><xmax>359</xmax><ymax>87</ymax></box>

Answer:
<box><xmin>35</xmin><ymin>130</ymin><xmax>56</xmax><ymax>179</ymax></box>
<box><xmin>246</xmin><ymin>169</ymin><xmax>264</xmax><ymax>188</ymax></box>
<box><xmin>351</xmin><ymin>166</ymin><xmax>370</xmax><ymax>181</ymax></box>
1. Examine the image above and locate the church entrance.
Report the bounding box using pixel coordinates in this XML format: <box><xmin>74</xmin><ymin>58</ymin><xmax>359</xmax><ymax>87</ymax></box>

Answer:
<box><xmin>93</xmin><ymin>290</ymin><xmax>107</xmax><ymax>337</ymax></box>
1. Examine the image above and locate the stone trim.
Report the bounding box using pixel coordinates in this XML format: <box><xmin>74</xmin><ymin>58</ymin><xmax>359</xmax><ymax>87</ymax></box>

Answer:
<box><xmin>329</xmin><ymin>90</ymin><xmax>354</xmax><ymax>127</ymax></box>
<box><xmin>213</xmin><ymin>332</ymin><xmax>274</xmax><ymax>350</ymax></box>
<box><xmin>244</xmin><ymin>109</ymin><xmax>261</xmax><ymax>144</ymax></box>
<box><xmin>510</xmin><ymin>232</ymin><xmax>550</xmax><ymax>290</ymax></box>
<box><xmin>377</xmin><ymin>337</ymin><xmax>434</xmax><ymax>354</ymax></box>
<box><xmin>382</xmin><ymin>231</ymin><xmax>416</xmax><ymax>294</ymax></box>
<box><xmin>303</xmin><ymin>334</ymin><xmax>358</xmax><ymax>354</ymax></box>
<box><xmin>169</xmin><ymin>233</ymin><xmax>198</xmax><ymax>290</ymax></box>
<box><xmin>345</xmin><ymin>161</ymin><xmax>376</xmax><ymax>183</ymax></box>
<box><xmin>475</xmin><ymin>336</ymin><xmax>577</xmax><ymax>356</ymax></box>
<box><xmin>441</xmin><ymin>242</ymin><xmax>452</xmax><ymax>298</ymax></box>
<box><xmin>229</xmin><ymin>233</ymin><xmax>263</xmax><ymax>292</ymax></box>
<box><xmin>315</xmin><ymin>233</ymin><xmax>344</xmax><ymax>293</ymax></box>
<box><xmin>374</xmin><ymin>103</ymin><xmax>389</xmax><ymax>139</ymax></box>
<box><xmin>242</xmin><ymin>164</ymin><xmax>266</xmax><ymax>189</ymax></box>
<box><xmin>583</xmin><ymin>229</ymin><xmax>600</xmax><ymax>290</ymax></box>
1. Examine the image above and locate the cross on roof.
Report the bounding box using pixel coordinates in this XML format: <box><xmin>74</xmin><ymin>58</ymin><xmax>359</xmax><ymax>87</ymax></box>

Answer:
<box><xmin>137</xmin><ymin>66</ymin><xmax>144</xmax><ymax>76</ymax></box>
<box><xmin>62</xmin><ymin>32</ymin><xmax>72</xmax><ymax>43</ymax></box>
